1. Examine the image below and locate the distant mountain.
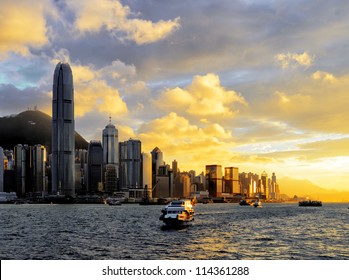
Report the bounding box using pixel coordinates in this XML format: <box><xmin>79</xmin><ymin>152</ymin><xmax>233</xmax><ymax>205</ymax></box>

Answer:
<box><xmin>279</xmin><ymin>176</ymin><xmax>349</xmax><ymax>202</ymax></box>
<box><xmin>0</xmin><ymin>110</ymin><xmax>88</xmax><ymax>153</ymax></box>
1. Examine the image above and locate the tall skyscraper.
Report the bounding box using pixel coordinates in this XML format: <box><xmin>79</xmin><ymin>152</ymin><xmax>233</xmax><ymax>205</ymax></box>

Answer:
<box><xmin>0</xmin><ymin>147</ymin><xmax>4</xmax><ymax>192</ymax></box>
<box><xmin>52</xmin><ymin>62</ymin><xmax>75</xmax><ymax>196</ymax></box>
<box><xmin>119</xmin><ymin>139</ymin><xmax>142</xmax><ymax>197</ymax></box>
<box><xmin>205</xmin><ymin>165</ymin><xmax>223</xmax><ymax>197</ymax></box>
<box><xmin>87</xmin><ymin>141</ymin><xmax>103</xmax><ymax>194</ymax></box>
<box><xmin>102</xmin><ymin>118</ymin><xmax>119</xmax><ymax>166</ymax></box>
<box><xmin>142</xmin><ymin>152</ymin><xmax>152</xmax><ymax>198</ymax></box>
<box><xmin>224</xmin><ymin>167</ymin><xmax>239</xmax><ymax>194</ymax></box>
<box><xmin>32</xmin><ymin>145</ymin><xmax>46</xmax><ymax>193</ymax></box>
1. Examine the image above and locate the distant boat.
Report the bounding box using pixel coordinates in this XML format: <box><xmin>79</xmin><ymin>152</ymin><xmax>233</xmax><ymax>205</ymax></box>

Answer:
<box><xmin>239</xmin><ymin>199</ymin><xmax>251</xmax><ymax>206</ymax></box>
<box><xmin>299</xmin><ymin>200</ymin><xmax>322</xmax><ymax>207</ymax></box>
<box><xmin>105</xmin><ymin>197</ymin><xmax>121</xmax><ymax>206</ymax></box>
<box><xmin>253</xmin><ymin>200</ymin><xmax>262</xmax><ymax>207</ymax></box>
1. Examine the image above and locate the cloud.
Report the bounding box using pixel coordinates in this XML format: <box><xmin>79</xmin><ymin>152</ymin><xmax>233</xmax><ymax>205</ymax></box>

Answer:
<box><xmin>68</xmin><ymin>63</ymin><xmax>128</xmax><ymax>117</ymax></box>
<box><xmin>155</xmin><ymin>73</ymin><xmax>247</xmax><ymax>120</ymax></box>
<box><xmin>0</xmin><ymin>0</ymin><xmax>55</xmax><ymax>57</ymax></box>
<box><xmin>275</xmin><ymin>52</ymin><xmax>314</xmax><ymax>69</ymax></box>
<box><xmin>68</xmin><ymin>0</ymin><xmax>180</xmax><ymax>44</ymax></box>
<box><xmin>312</xmin><ymin>71</ymin><xmax>338</xmax><ymax>83</ymax></box>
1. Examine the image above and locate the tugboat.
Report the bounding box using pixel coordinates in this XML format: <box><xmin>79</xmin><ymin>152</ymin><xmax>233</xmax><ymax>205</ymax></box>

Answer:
<box><xmin>299</xmin><ymin>200</ymin><xmax>322</xmax><ymax>207</ymax></box>
<box><xmin>159</xmin><ymin>199</ymin><xmax>194</xmax><ymax>227</ymax></box>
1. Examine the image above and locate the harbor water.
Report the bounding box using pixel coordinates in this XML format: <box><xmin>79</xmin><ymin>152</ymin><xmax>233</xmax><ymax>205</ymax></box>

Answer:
<box><xmin>0</xmin><ymin>203</ymin><xmax>348</xmax><ymax>260</ymax></box>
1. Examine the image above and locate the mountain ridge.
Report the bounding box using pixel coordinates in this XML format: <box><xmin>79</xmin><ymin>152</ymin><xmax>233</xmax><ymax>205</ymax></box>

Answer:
<box><xmin>0</xmin><ymin>110</ymin><xmax>88</xmax><ymax>153</ymax></box>
<box><xmin>279</xmin><ymin>176</ymin><xmax>349</xmax><ymax>202</ymax></box>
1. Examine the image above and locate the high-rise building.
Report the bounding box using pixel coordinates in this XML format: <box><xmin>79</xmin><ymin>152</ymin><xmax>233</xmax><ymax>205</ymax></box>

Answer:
<box><xmin>142</xmin><ymin>152</ymin><xmax>152</xmax><ymax>198</ymax></box>
<box><xmin>32</xmin><ymin>145</ymin><xmax>46</xmax><ymax>193</ymax></box>
<box><xmin>205</xmin><ymin>165</ymin><xmax>223</xmax><ymax>197</ymax></box>
<box><xmin>119</xmin><ymin>139</ymin><xmax>142</xmax><ymax>197</ymax></box>
<box><xmin>102</xmin><ymin>119</ymin><xmax>119</xmax><ymax>194</ymax></box>
<box><xmin>14</xmin><ymin>144</ymin><xmax>29</xmax><ymax>196</ymax></box>
<box><xmin>260</xmin><ymin>171</ymin><xmax>268</xmax><ymax>199</ymax></box>
<box><xmin>102</xmin><ymin>119</ymin><xmax>119</xmax><ymax>167</ymax></box>
<box><xmin>87</xmin><ymin>141</ymin><xmax>103</xmax><ymax>194</ymax></box>
<box><xmin>151</xmin><ymin>147</ymin><xmax>163</xmax><ymax>184</ymax></box>
<box><xmin>52</xmin><ymin>62</ymin><xmax>75</xmax><ymax>196</ymax></box>
<box><xmin>270</xmin><ymin>172</ymin><xmax>277</xmax><ymax>200</ymax></box>
<box><xmin>224</xmin><ymin>167</ymin><xmax>239</xmax><ymax>195</ymax></box>
<box><xmin>0</xmin><ymin>147</ymin><xmax>4</xmax><ymax>192</ymax></box>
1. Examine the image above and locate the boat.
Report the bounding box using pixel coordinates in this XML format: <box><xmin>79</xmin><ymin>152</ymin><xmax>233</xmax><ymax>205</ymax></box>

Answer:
<box><xmin>299</xmin><ymin>200</ymin><xmax>322</xmax><ymax>207</ymax></box>
<box><xmin>239</xmin><ymin>199</ymin><xmax>250</xmax><ymax>206</ymax></box>
<box><xmin>159</xmin><ymin>199</ymin><xmax>194</xmax><ymax>226</ymax></box>
<box><xmin>253</xmin><ymin>200</ymin><xmax>262</xmax><ymax>207</ymax></box>
<box><xmin>105</xmin><ymin>197</ymin><xmax>122</xmax><ymax>206</ymax></box>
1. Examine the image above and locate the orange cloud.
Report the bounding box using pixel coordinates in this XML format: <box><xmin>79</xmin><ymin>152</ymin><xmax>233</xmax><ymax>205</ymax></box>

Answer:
<box><xmin>155</xmin><ymin>73</ymin><xmax>247</xmax><ymax>119</ymax></box>
<box><xmin>0</xmin><ymin>0</ymin><xmax>53</xmax><ymax>56</ymax></box>
<box><xmin>69</xmin><ymin>0</ymin><xmax>180</xmax><ymax>44</ymax></box>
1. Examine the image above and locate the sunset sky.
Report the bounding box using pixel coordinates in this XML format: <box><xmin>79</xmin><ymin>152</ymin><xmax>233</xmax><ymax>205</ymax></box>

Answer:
<box><xmin>1</xmin><ymin>0</ymin><xmax>349</xmax><ymax>191</ymax></box>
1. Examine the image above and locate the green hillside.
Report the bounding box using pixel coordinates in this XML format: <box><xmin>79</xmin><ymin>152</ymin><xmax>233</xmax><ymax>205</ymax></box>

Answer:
<box><xmin>0</xmin><ymin>110</ymin><xmax>88</xmax><ymax>153</ymax></box>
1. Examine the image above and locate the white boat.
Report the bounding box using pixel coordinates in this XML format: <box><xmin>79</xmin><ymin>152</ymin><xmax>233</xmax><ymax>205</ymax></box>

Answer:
<box><xmin>104</xmin><ymin>197</ymin><xmax>122</xmax><ymax>206</ymax></box>
<box><xmin>253</xmin><ymin>200</ymin><xmax>262</xmax><ymax>207</ymax></box>
<box><xmin>159</xmin><ymin>199</ymin><xmax>194</xmax><ymax>226</ymax></box>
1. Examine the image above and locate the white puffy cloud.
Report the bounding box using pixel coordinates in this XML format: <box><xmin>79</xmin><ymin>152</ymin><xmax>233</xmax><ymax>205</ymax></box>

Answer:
<box><xmin>67</xmin><ymin>0</ymin><xmax>180</xmax><ymax>44</ymax></box>
<box><xmin>312</xmin><ymin>71</ymin><xmax>338</xmax><ymax>83</ymax></box>
<box><xmin>275</xmin><ymin>52</ymin><xmax>314</xmax><ymax>69</ymax></box>
<box><xmin>155</xmin><ymin>73</ymin><xmax>247</xmax><ymax>120</ymax></box>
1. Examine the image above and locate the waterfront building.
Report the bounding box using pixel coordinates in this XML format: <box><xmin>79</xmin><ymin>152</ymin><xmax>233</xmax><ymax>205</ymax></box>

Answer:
<box><xmin>119</xmin><ymin>139</ymin><xmax>142</xmax><ymax>198</ymax></box>
<box><xmin>173</xmin><ymin>172</ymin><xmax>191</xmax><ymax>198</ymax></box>
<box><xmin>172</xmin><ymin>160</ymin><xmax>178</xmax><ymax>178</ymax></box>
<box><xmin>75</xmin><ymin>149</ymin><xmax>87</xmax><ymax>194</ymax></box>
<box><xmin>261</xmin><ymin>171</ymin><xmax>268</xmax><ymax>199</ymax></box>
<box><xmin>151</xmin><ymin>147</ymin><xmax>164</xmax><ymax>188</ymax></box>
<box><xmin>14</xmin><ymin>144</ymin><xmax>29</xmax><ymax>196</ymax></box>
<box><xmin>270</xmin><ymin>172</ymin><xmax>277</xmax><ymax>199</ymax></box>
<box><xmin>102</xmin><ymin>119</ymin><xmax>119</xmax><ymax>194</ymax></box>
<box><xmin>142</xmin><ymin>152</ymin><xmax>152</xmax><ymax>198</ymax></box>
<box><xmin>224</xmin><ymin>167</ymin><xmax>239</xmax><ymax>195</ymax></box>
<box><xmin>102</xmin><ymin>119</ymin><xmax>119</xmax><ymax>169</ymax></box>
<box><xmin>205</xmin><ymin>165</ymin><xmax>223</xmax><ymax>197</ymax></box>
<box><xmin>13</xmin><ymin>144</ymin><xmax>46</xmax><ymax>196</ymax></box>
<box><xmin>0</xmin><ymin>147</ymin><xmax>3</xmax><ymax>192</ymax></box>
<box><xmin>239</xmin><ymin>172</ymin><xmax>259</xmax><ymax>197</ymax></box>
<box><xmin>87</xmin><ymin>141</ymin><xmax>103</xmax><ymax>194</ymax></box>
<box><xmin>188</xmin><ymin>170</ymin><xmax>196</xmax><ymax>183</ymax></box>
<box><xmin>154</xmin><ymin>164</ymin><xmax>173</xmax><ymax>198</ymax></box>
<box><xmin>52</xmin><ymin>62</ymin><xmax>75</xmax><ymax>196</ymax></box>
<box><xmin>32</xmin><ymin>145</ymin><xmax>46</xmax><ymax>194</ymax></box>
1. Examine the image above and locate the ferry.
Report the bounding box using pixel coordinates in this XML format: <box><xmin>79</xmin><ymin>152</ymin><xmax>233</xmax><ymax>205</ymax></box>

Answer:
<box><xmin>159</xmin><ymin>199</ymin><xmax>194</xmax><ymax>226</ymax></box>
<box><xmin>299</xmin><ymin>200</ymin><xmax>322</xmax><ymax>207</ymax></box>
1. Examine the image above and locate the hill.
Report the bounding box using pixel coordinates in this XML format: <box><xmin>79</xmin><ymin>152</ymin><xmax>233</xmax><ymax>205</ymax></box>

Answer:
<box><xmin>279</xmin><ymin>176</ymin><xmax>349</xmax><ymax>202</ymax></box>
<box><xmin>0</xmin><ymin>110</ymin><xmax>88</xmax><ymax>153</ymax></box>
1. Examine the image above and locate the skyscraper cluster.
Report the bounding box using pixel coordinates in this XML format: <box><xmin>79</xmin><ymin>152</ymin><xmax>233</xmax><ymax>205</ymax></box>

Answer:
<box><xmin>0</xmin><ymin>62</ymin><xmax>281</xmax><ymax>201</ymax></box>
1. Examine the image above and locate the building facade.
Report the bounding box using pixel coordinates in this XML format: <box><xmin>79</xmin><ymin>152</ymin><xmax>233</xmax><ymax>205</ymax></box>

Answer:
<box><xmin>87</xmin><ymin>141</ymin><xmax>103</xmax><ymax>194</ymax></box>
<box><xmin>205</xmin><ymin>165</ymin><xmax>223</xmax><ymax>197</ymax></box>
<box><xmin>119</xmin><ymin>139</ymin><xmax>142</xmax><ymax>197</ymax></box>
<box><xmin>52</xmin><ymin>62</ymin><xmax>75</xmax><ymax>196</ymax></box>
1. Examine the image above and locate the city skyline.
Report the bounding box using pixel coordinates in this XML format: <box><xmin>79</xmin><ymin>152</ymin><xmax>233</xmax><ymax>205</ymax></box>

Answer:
<box><xmin>1</xmin><ymin>1</ymin><xmax>349</xmax><ymax>194</ymax></box>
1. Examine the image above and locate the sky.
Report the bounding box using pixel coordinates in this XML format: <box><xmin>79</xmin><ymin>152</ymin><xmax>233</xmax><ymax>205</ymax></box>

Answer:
<box><xmin>1</xmin><ymin>0</ymin><xmax>349</xmax><ymax>191</ymax></box>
